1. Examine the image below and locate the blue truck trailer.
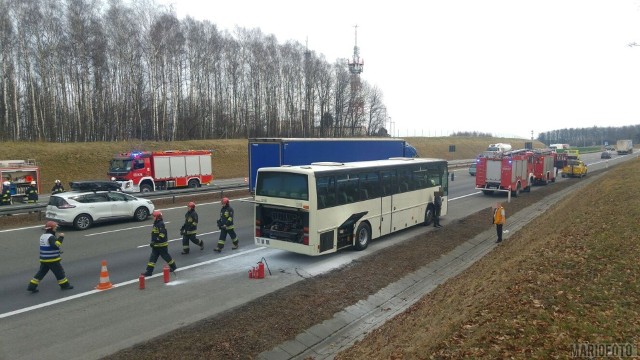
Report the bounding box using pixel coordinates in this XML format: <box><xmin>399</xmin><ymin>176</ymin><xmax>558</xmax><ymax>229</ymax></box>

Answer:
<box><xmin>248</xmin><ymin>138</ymin><xmax>418</xmax><ymax>192</ymax></box>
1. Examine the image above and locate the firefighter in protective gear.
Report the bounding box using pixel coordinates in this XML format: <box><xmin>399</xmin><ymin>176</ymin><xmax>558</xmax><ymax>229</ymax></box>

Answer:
<box><xmin>27</xmin><ymin>221</ymin><xmax>73</xmax><ymax>292</ymax></box>
<box><xmin>26</xmin><ymin>181</ymin><xmax>38</xmax><ymax>203</ymax></box>
<box><xmin>214</xmin><ymin>197</ymin><xmax>238</xmax><ymax>252</ymax></box>
<box><xmin>51</xmin><ymin>179</ymin><xmax>65</xmax><ymax>194</ymax></box>
<box><xmin>1</xmin><ymin>181</ymin><xmax>11</xmax><ymax>205</ymax></box>
<box><xmin>142</xmin><ymin>211</ymin><xmax>177</xmax><ymax>276</ymax></box>
<box><xmin>181</xmin><ymin>201</ymin><xmax>204</xmax><ymax>254</ymax></box>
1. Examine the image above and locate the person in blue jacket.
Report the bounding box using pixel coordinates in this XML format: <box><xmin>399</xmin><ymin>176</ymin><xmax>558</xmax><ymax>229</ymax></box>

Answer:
<box><xmin>27</xmin><ymin>221</ymin><xmax>73</xmax><ymax>293</ymax></box>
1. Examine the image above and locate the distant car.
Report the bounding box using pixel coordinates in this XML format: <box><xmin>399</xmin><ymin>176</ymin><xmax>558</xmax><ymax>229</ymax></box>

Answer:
<box><xmin>469</xmin><ymin>163</ymin><xmax>477</xmax><ymax>176</ymax></box>
<box><xmin>600</xmin><ymin>151</ymin><xmax>611</xmax><ymax>159</ymax></box>
<box><xmin>45</xmin><ymin>183</ymin><xmax>154</xmax><ymax>230</ymax></box>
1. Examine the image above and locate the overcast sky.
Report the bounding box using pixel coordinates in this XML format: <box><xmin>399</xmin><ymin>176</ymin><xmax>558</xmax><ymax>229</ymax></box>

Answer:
<box><xmin>160</xmin><ymin>0</ymin><xmax>640</xmax><ymax>139</ymax></box>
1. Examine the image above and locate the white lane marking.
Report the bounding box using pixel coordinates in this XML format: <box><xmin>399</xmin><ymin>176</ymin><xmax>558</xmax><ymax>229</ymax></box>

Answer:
<box><xmin>135</xmin><ymin>230</ymin><xmax>221</xmax><ymax>248</ymax></box>
<box><xmin>81</xmin><ymin>196</ymin><xmax>254</xmax><ymax>237</ymax></box>
<box><xmin>0</xmin><ymin>247</ymin><xmax>266</xmax><ymax>319</ymax></box>
<box><xmin>449</xmin><ymin>192</ymin><xmax>482</xmax><ymax>201</ymax></box>
<box><xmin>0</xmin><ymin>225</ymin><xmax>42</xmax><ymax>233</ymax></box>
<box><xmin>84</xmin><ymin>223</ymin><xmax>161</xmax><ymax>237</ymax></box>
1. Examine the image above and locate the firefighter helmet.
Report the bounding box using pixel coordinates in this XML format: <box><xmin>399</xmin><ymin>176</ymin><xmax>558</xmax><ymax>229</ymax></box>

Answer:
<box><xmin>111</xmin><ymin>177</ymin><xmax>116</xmax><ymax>181</ymax></box>
<box><xmin>30</xmin><ymin>181</ymin><xmax>36</xmax><ymax>185</ymax></box>
<box><xmin>45</xmin><ymin>221</ymin><xmax>58</xmax><ymax>230</ymax></box>
<box><xmin>221</xmin><ymin>197</ymin><xmax>229</xmax><ymax>206</ymax></box>
<box><xmin>188</xmin><ymin>201</ymin><xmax>196</xmax><ymax>209</ymax></box>
<box><xmin>55</xmin><ymin>179</ymin><xmax>61</xmax><ymax>184</ymax></box>
<box><xmin>152</xmin><ymin>210</ymin><xmax>163</xmax><ymax>219</ymax></box>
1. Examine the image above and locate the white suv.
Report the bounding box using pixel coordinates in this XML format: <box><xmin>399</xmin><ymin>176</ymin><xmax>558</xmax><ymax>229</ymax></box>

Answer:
<box><xmin>46</xmin><ymin>181</ymin><xmax>155</xmax><ymax>230</ymax></box>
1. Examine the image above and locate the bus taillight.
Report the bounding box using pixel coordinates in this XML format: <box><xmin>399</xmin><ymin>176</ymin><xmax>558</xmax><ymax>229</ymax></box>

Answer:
<box><xmin>303</xmin><ymin>226</ymin><xmax>309</xmax><ymax>245</ymax></box>
<box><xmin>255</xmin><ymin>220</ymin><xmax>261</xmax><ymax>237</ymax></box>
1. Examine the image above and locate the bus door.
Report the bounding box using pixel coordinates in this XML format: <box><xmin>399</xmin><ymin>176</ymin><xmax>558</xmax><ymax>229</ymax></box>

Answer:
<box><xmin>379</xmin><ymin>170</ymin><xmax>395</xmax><ymax>236</ymax></box>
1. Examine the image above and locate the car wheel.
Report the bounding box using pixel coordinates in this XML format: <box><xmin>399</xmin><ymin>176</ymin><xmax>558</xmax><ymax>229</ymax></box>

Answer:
<box><xmin>354</xmin><ymin>222</ymin><xmax>371</xmax><ymax>251</ymax></box>
<box><xmin>134</xmin><ymin>207</ymin><xmax>149</xmax><ymax>221</ymax></box>
<box><xmin>73</xmin><ymin>214</ymin><xmax>93</xmax><ymax>230</ymax></box>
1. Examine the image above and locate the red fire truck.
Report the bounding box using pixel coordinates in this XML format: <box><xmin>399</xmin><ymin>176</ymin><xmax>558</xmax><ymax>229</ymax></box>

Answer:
<box><xmin>108</xmin><ymin>150</ymin><xmax>213</xmax><ymax>192</ymax></box>
<box><xmin>531</xmin><ymin>150</ymin><xmax>557</xmax><ymax>185</ymax></box>
<box><xmin>0</xmin><ymin>159</ymin><xmax>41</xmax><ymax>203</ymax></box>
<box><xmin>475</xmin><ymin>149</ymin><xmax>534</xmax><ymax>197</ymax></box>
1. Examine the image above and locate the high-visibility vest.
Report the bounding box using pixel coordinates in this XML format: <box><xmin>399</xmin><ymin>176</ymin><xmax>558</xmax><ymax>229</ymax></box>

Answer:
<box><xmin>493</xmin><ymin>206</ymin><xmax>506</xmax><ymax>225</ymax></box>
<box><xmin>39</xmin><ymin>233</ymin><xmax>62</xmax><ymax>262</ymax></box>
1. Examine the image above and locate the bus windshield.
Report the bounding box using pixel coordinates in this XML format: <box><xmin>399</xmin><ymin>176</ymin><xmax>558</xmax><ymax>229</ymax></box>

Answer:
<box><xmin>256</xmin><ymin>171</ymin><xmax>309</xmax><ymax>200</ymax></box>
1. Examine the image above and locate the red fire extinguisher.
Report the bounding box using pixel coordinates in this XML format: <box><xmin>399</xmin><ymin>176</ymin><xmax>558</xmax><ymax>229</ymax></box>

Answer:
<box><xmin>257</xmin><ymin>261</ymin><xmax>265</xmax><ymax>279</ymax></box>
<box><xmin>163</xmin><ymin>264</ymin><xmax>170</xmax><ymax>283</ymax></box>
<box><xmin>139</xmin><ymin>273</ymin><xmax>145</xmax><ymax>290</ymax></box>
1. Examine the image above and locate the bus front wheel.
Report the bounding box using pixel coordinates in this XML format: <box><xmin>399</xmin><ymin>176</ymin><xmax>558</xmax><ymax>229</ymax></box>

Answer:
<box><xmin>354</xmin><ymin>222</ymin><xmax>371</xmax><ymax>251</ymax></box>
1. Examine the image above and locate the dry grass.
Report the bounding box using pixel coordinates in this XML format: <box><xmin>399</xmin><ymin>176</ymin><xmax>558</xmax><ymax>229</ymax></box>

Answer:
<box><xmin>0</xmin><ymin>140</ymin><xmax>247</xmax><ymax>191</ymax></box>
<box><xmin>0</xmin><ymin>137</ymin><xmax>542</xmax><ymax>192</ymax></box>
<box><xmin>337</xmin><ymin>160</ymin><xmax>640</xmax><ymax>359</ymax></box>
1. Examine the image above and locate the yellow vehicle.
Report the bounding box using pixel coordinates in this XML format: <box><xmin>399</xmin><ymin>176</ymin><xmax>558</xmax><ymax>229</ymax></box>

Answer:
<box><xmin>561</xmin><ymin>159</ymin><xmax>587</xmax><ymax>178</ymax></box>
<box><xmin>565</xmin><ymin>149</ymin><xmax>579</xmax><ymax>159</ymax></box>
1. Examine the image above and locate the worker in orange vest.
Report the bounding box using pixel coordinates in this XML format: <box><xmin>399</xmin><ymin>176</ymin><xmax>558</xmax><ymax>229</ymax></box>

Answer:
<box><xmin>493</xmin><ymin>202</ymin><xmax>506</xmax><ymax>243</ymax></box>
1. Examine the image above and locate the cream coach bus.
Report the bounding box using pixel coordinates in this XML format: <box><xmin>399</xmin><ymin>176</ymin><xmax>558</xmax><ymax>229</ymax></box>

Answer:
<box><xmin>253</xmin><ymin>158</ymin><xmax>448</xmax><ymax>256</ymax></box>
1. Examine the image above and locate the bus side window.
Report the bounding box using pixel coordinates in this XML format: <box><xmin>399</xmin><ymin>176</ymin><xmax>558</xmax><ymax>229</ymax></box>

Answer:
<box><xmin>346</xmin><ymin>185</ymin><xmax>357</xmax><ymax>202</ymax></box>
<box><xmin>381</xmin><ymin>170</ymin><xmax>395</xmax><ymax>196</ymax></box>
<box><xmin>318</xmin><ymin>195</ymin><xmax>326</xmax><ymax>209</ymax></box>
<box><xmin>399</xmin><ymin>180</ymin><xmax>409</xmax><ymax>193</ymax></box>
<box><xmin>359</xmin><ymin>188</ymin><xmax>368</xmax><ymax>200</ymax></box>
<box><xmin>326</xmin><ymin>193</ymin><xmax>336</xmax><ymax>207</ymax></box>
<box><xmin>337</xmin><ymin>191</ymin><xmax>348</xmax><ymax>205</ymax></box>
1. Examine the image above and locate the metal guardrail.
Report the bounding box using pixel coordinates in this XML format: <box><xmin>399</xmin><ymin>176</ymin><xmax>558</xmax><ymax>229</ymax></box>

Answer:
<box><xmin>0</xmin><ymin>160</ymin><xmax>475</xmax><ymax>218</ymax></box>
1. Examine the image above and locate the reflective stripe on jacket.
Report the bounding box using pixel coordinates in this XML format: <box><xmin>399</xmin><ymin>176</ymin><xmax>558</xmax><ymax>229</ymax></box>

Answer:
<box><xmin>184</xmin><ymin>210</ymin><xmax>198</xmax><ymax>234</ymax></box>
<box><xmin>220</xmin><ymin>206</ymin><xmax>235</xmax><ymax>230</ymax></box>
<box><xmin>151</xmin><ymin>219</ymin><xmax>169</xmax><ymax>247</ymax></box>
<box><xmin>39</xmin><ymin>233</ymin><xmax>62</xmax><ymax>262</ymax></box>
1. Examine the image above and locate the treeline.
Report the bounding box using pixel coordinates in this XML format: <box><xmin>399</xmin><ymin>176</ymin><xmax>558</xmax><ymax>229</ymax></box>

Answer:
<box><xmin>538</xmin><ymin>125</ymin><xmax>640</xmax><ymax>147</ymax></box>
<box><xmin>0</xmin><ymin>0</ymin><xmax>388</xmax><ymax>142</ymax></box>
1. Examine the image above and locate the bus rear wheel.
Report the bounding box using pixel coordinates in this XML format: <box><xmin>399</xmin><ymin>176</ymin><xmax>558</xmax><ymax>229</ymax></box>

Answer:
<box><xmin>354</xmin><ymin>222</ymin><xmax>371</xmax><ymax>251</ymax></box>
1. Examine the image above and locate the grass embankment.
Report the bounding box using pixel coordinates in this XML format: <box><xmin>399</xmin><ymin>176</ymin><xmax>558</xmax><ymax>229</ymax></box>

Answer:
<box><xmin>0</xmin><ymin>140</ymin><xmax>248</xmax><ymax>191</ymax></box>
<box><xmin>1</xmin><ymin>137</ymin><xmax>544</xmax><ymax>191</ymax></box>
<box><xmin>338</xmin><ymin>160</ymin><xmax>640</xmax><ymax>359</ymax></box>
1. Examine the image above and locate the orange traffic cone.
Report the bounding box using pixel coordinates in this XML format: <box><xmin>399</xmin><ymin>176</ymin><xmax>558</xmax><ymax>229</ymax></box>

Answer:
<box><xmin>95</xmin><ymin>260</ymin><xmax>113</xmax><ymax>290</ymax></box>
